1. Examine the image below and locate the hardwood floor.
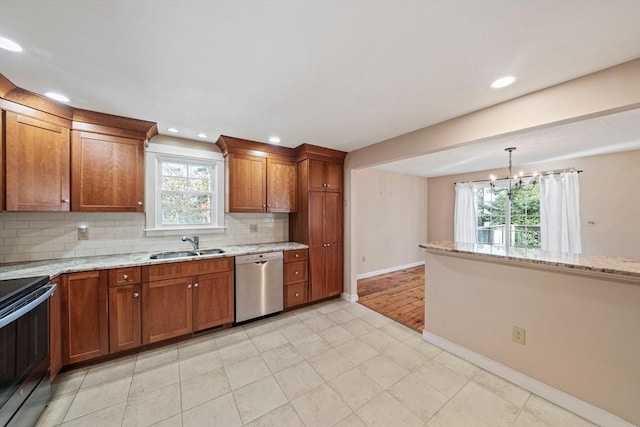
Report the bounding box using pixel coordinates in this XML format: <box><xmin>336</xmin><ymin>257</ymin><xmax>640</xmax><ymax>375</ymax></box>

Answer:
<box><xmin>357</xmin><ymin>266</ymin><xmax>425</xmax><ymax>332</ymax></box>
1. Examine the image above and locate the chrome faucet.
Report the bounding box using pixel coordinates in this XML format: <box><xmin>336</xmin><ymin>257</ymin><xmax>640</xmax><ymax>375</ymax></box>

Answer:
<box><xmin>181</xmin><ymin>236</ymin><xmax>199</xmax><ymax>251</ymax></box>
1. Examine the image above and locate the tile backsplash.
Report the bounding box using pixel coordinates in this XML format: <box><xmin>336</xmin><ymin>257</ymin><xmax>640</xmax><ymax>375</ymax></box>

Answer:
<box><xmin>0</xmin><ymin>212</ymin><xmax>289</xmax><ymax>263</ymax></box>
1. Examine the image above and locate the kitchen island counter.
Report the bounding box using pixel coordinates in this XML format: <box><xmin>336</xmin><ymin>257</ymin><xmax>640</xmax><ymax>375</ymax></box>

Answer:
<box><xmin>0</xmin><ymin>242</ymin><xmax>308</xmax><ymax>281</ymax></box>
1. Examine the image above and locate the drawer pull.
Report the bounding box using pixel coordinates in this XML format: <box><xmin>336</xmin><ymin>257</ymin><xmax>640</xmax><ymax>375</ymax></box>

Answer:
<box><xmin>122</xmin><ymin>274</ymin><xmax>128</xmax><ymax>280</ymax></box>
<box><xmin>133</xmin><ymin>292</ymin><xmax>139</xmax><ymax>298</ymax></box>
<box><xmin>295</xmin><ymin>254</ymin><xmax>299</xmax><ymax>258</ymax></box>
<box><xmin>137</xmin><ymin>201</ymin><xmax>143</xmax><ymax>206</ymax></box>
<box><xmin>194</xmin><ymin>283</ymin><xmax>199</xmax><ymax>288</ymax></box>
<box><xmin>188</xmin><ymin>284</ymin><xmax>192</xmax><ymax>289</ymax></box>
<box><xmin>295</xmin><ymin>271</ymin><xmax>299</xmax><ymax>275</ymax></box>
<box><xmin>295</xmin><ymin>293</ymin><xmax>299</xmax><ymax>297</ymax></box>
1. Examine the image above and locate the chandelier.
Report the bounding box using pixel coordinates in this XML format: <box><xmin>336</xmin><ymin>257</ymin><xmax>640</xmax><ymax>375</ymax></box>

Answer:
<box><xmin>489</xmin><ymin>147</ymin><xmax>536</xmax><ymax>200</ymax></box>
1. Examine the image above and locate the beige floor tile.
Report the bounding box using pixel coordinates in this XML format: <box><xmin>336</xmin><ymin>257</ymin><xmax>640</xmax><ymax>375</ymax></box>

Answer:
<box><xmin>177</xmin><ymin>334</ymin><xmax>216</xmax><ymax>359</ymax></box>
<box><xmin>334</xmin><ymin>413</ymin><xmax>367</xmax><ymax>427</ymax></box>
<box><xmin>404</xmin><ymin>335</ymin><xmax>443</xmax><ymax>358</ymax></box>
<box><xmin>415</xmin><ymin>360</ymin><xmax>471</xmax><ymax>398</ymax></box>
<box><xmin>389</xmin><ymin>371</ymin><xmax>449</xmax><ymax>421</ymax></box>
<box><xmin>291</xmin><ymin>383</ymin><xmax>352</xmax><ymax>427</ymax></box>
<box><xmin>243</xmin><ymin>317</ymin><xmax>277</xmax><ymax>338</ymax></box>
<box><xmin>178</xmin><ymin>349</ymin><xmax>223</xmax><ymax>380</ymax></box>
<box><xmin>522</xmin><ymin>395</ymin><xmax>597</xmax><ymax>427</ymax></box>
<box><xmin>328</xmin><ymin>367</ymin><xmax>384</xmax><ymax>410</ymax></box>
<box><xmin>342</xmin><ymin>317</ymin><xmax>376</xmax><ymax>337</ymax></box>
<box><xmin>316</xmin><ymin>300</ymin><xmax>347</xmax><ymax>314</ymax></box>
<box><xmin>129</xmin><ymin>362</ymin><xmax>180</xmax><ymax>399</ymax></box>
<box><xmin>261</xmin><ymin>343</ymin><xmax>304</xmax><ymax>373</ymax></box>
<box><xmin>122</xmin><ymin>383</ymin><xmax>181</xmax><ymax>427</ymax></box>
<box><xmin>135</xmin><ymin>345</ymin><xmax>178</xmax><ymax>373</ymax></box>
<box><xmin>334</xmin><ymin>339</ymin><xmax>379</xmax><ymax>365</ymax></box>
<box><xmin>244</xmin><ymin>403</ymin><xmax>305</xmax><ymax>427</ymax></box>
<box><xmin>319</xmin><ymin>325</ymin><xmax>356</xmax><ymax>347</ymax></box>
<box><xmin>81</xmin><ymin>356</ymin><xmax>135</xmax><ymax>389</ymax></box>
<box><xmin>51</xmin><ymin>369</ymin><xmax>87</xmax><ymax>396</ymax></box>
<box><xmin>452</xmin><ymin>381</ymin><xmax>520</xmax><ymax>427</ymax></box>
<box><xmin>251</xmin><ymin>330</ymin><xmax>288</xmax><ymax>352</ymax></box>
<box><xmin>359</xmin><ymin>354</ymin><xmax>410</xmax><ymax>388</ymax></box>
<box><xmin>308</xmin><ymin>348</ymin><xmax>354</xmax><ymax>381</ymax></box>
<box><xmin>149</xmin><ymin>414</ymin><xmax>183</xmax><ymax>427</ymax></box>
<box><xmin>514</xmin><ymin>409</ymin><xmax>555</xmax><ymax>426</ymax></box>
<box><xmin>356</xmin><ymin>391</ymin><xmax>423</xmax><ymax>427</ymax></box>
<box><xmin>274</xmin><ymin>361</ymin><xmax>325</xmax><ymax>400</ymax></box>
<box><xmin>233</xmin><ymin>376</ymin><xmax>288</xmax><ymax>424</ymax></box>
<box><xmin>303</xmin><ymin>314</ymin><xmax>337</xmax><ymax>332</ymax></box>
<box><xmin>433</xmin><ymin>351</ymin><xmax>481</xmax><ymax>378</ymax></box>
<box><xmin>279</xmin><ymin>322</ymin><xmax>315</xmax><ymax>341</ymax></box>
<box><xmin>382</xmin><ymin>341</ymin><xmax>431</xmax><ymax>371</ymax></box>
<box><xmin>473</xmin><ymin>370</ymin><xmax>531</xmax><ymax>407</ymax></box>
<box><xmin>213</xmin><ymin>327</ymin><xmax>249</xmax><ymax>348</ymax></box>
<box><xmin>182</xmin><ymin>392</ymin><xmax>242</xmax><ymax>427</ymax></box>
<box><xmin>180</xmin><ymin>367</ymin><xmax>230</xmax><ymax>410</ymax></box>
<box><xmin>270</xmin><ymin>313</ymin><xmax>301</xmax><ymax>329</ymax></box>
<box><xmin>60</xmin><ymin>402</ymin><xmax>125</xmax><ymax>427</ymax></box>
<box><xmin>382</xmin><ymin>322</ymin><xmax>417</xmax><ymax>341</ymax></box>
<box><xmin>325</xmin><ymin>309</ymin><xmax>357</xmax><ymax>324</ymax></box>
<box><xmin>224</xmin><ymin>354</ymin><xmax>271</xmax><ymax>390</ymax></box>
<box><xmin>64</xmin><ymin>376</ymin><xmax>131</xmax><ymax>422</ymax></box>
<box><xmin>219</xmin><ymin>340</ymin><xmax>259</xmax><ymax>366</ymax></box>
<box><xmin>344</xmin><ymin>303</ymin><xmax>374</xmax><ymax>317</ymax></box>
<box><xmin>290</xmin><ymin>333</ymin><xmax>331</xmax><ymax>359</ymax></box>
<box><xmin>426</xmin><ymin>400</ymin><xmax>492</xmax><ymax>427</ymax></box>
<box><xmin>360</xmin><ymin>311</ymin><xmax>394</xmax><ymax>328</ymax></box>
<box><xmin>359</xmin><ymin>329</ymin><xmax>401</xmax><ymax>352</ymax></box>
<box><xmin>294</xmin><ymin>307</ymin><xmax>323</xmax><ymax>321</ymax></box>
<box><xmin>35</xmin><ymin>393</ymin><xmax>75</xmax><ymax>427</ymax></box>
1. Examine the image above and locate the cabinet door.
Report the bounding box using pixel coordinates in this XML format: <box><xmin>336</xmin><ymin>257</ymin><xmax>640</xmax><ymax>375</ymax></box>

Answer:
<box><xmin>308</xmin><ymin>192</ymin><xmax>325</xmax><ymax>247</ymax></box>
<box><xmin>5</xmin><ymin>112</ymin><xmax>70</xmax><ymax>211</ymax></box>
<box><xmin>308</xmin><ymin>159</ymin><xmax>327</xmax><ymax>191</ymax></box>
<box><xmin>61</xmin><ymin>271</ymin><xmax>109</xmax><ymax>365</ymax></box>
<box><xmin>49</xmin><ymin>283</ymin><xmax>62</xmax><ymax>380</ymax></box>
<box><xmin>323</xmin><ymin>192</ymin><xmax>342</xmax><ymax>244</ymax></box>
<box><xmin>71</xmin><ymin>131</ymin><xmax>144</xmax><ymax>212</ymax></box>
<box><xmin>266</xmin><ymin>158</ymin><xmax>296</xmax><ymax>212</ymax></box>
<box><xmin>109</xmin><ymin>284</ymin><xmax>142</xmax><ymax>353</ymax></box>
<box><xmin>324</xmin><ymin>162</ymin><xmax>342</xmax><ymax>192</ymax></box>
<box><xmin>325</xmin><ymin>244</ymin><xmax>343</xmax><ymax>297</ymax></box>
<box><xmin>142</xmin><ymin>277</ymin><xmax>192</xmax><ymax>344</ymax></box>
<box><xmin>228</xmin><ymin>153</ymin><xmax>266</xmax><ymax>212</ymax></box>
<box><xmin>193</xmin><ymin>271</ymin><xmax>234</xmax><ymax>331</ymax></box>
<box><xmin>309</xmin><ymin>246</ymin><xmax>327</xmax><ymax>301</ymax></box>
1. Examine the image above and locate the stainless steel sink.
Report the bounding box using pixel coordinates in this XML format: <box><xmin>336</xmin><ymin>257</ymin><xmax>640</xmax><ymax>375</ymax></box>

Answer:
<box><xmin>149</xmin><ymin>248</ymin><xmax>225</xmax><ymax>259</ymax></box>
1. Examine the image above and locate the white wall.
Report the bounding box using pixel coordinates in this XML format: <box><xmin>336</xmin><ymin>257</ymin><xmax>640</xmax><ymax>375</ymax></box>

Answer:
<box><xmin>427</xmin><ymin>150</ymin><xmax>640</xmax><ymax>258</ymax></box>
<box><xmin>0</xmin><ymin>212</ymin><xmax>288</xmax><ymax>263</ymax></box>
<box><xmin>354</xmin><ymin>169</ymin><xmax>428</xmax><ymax>276</ymax></box>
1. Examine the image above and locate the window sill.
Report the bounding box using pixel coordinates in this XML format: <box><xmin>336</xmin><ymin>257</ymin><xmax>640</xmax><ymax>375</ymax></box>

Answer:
<box><xmin>144</xmin><ymin>226</ymin><xmax>226</xmax><ymax>237</ymax></box>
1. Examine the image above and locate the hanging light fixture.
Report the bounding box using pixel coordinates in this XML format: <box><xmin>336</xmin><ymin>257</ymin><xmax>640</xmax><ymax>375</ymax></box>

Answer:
<box><xmin>490</xmin><ymin>147</ymin><xmax>535</xmax><ymax>200</ymax></box>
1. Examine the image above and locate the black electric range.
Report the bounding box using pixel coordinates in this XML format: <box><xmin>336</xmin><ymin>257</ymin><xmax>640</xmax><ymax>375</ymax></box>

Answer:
<box><xmin>0</xmin><ymin>275</ymin><xmax>50</xmax><ymax>309</ymax></box>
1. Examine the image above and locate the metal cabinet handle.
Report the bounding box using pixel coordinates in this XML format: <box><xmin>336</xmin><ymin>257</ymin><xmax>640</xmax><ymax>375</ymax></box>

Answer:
<box><xmin>188</xmin><ymin>284</ymin><xmax>192</xmax><ymax>289</ymax></box>
<box><xmin>194</xmin><ymin>283</ymin><xmax>199</xmax><ymax>288</ymax></box>
<box><xmin>262</xmin><ymin>204</ymin><xmax>266</xmax><ymax>208</ymax></box>
<box><xmin>62</xmin><ymin>198</ymin><xmax>70</xmax><ymax>203</ymax></box>
<box><xmin>137</xmin><ymin>201</ymin><xmax>143</xmax><ymax>206</ymax></box>
<box><xmin>295</xmin><ymin>254</ymin><xmax>299</xmax><ymax>258</ymax></box>
<box><xmin>133</xmin><ymin>292</ymin><xmax>139</xmax><ymax>298</ymax></box>
<box><xmin>295</xmin><ymin>271</ymin><xmax>299</xmax><ymax>275</ymax></box>
<box><xmin>122</xmin><ymin>274</ymin><xmax>128</xmax><ymax>280</ymax></box>
<box><xmin>295</xmin><ymin>293</ymin><xmax>299</xmax><ymax>297</ymax></box>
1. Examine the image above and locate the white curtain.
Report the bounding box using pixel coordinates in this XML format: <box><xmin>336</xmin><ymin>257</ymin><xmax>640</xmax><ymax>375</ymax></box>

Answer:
<box><xmin>454</xmin><ymin>182</ymin><xmax>477</xmax><ymax>243</ymax></box>
<box><xmin>539</xmin><ymin>172</ymin><xmax>582</xmax><ymax>253</ymax></box>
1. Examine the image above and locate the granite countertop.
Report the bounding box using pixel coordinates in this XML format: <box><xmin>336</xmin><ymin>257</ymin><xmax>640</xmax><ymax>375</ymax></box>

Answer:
<box><xmin>0</xmin><ymin>242</ymin><xmax>308</xmax><ymax>281</ymax></box>
<box><xmin>419</xmin><ymin>241</ymin><xmax>640</xmax><ymax>281</ymax></box>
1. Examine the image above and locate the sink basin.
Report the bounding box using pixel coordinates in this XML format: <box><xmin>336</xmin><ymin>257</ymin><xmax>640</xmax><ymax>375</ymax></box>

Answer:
<box><xmin>150</xmin><ymin>248</ymin><xmax>225</xmax><ymax>260</ymax></box>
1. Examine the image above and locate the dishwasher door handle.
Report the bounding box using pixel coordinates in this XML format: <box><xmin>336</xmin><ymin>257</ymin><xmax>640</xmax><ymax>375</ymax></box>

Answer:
<box><xmin>254</xmin><ymin>261</ymin><xmax>268</xmax><ymax>265</ymax></box>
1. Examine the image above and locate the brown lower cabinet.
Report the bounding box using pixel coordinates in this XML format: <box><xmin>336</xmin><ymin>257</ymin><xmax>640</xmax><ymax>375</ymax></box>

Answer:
<box><xmin>61</xmin><ymin>271</ymin><xmax>109</xmax><ymax>365</ymax></box>
<box><xmin>49</xmin><ymin>282</ymin><xmax>62</xmax><ymax>380</ymax></box>
<box><xmin>109</xmin><ymin>283</ymin><xmax>142</xmax><ymax>353</ymax></box>
<box><xmin>283</xmin><ymin>249</ymin><xmax>309</xmax><ymax>308</ymax></box>
<box><xmin>309</xmin><ymin>244</ymin><xmax>342</xmax><ymax>301</ymax></box>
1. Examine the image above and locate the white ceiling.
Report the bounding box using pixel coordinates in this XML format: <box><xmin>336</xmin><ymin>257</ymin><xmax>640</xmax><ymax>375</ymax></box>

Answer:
<box><xmin>0</xmin><ymin>0</ymin><xmax>639</xmax><ymax>158</ymax></box>
<box><xmin>373</xmin><ymin>108</ymin><xmax>640</xmax><ymax>177</ymax></box>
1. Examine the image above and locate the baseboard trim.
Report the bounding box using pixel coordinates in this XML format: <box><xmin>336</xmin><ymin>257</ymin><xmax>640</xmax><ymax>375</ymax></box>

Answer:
<box><xmin>421</xmin><ymin>330</ymin><xmax>634</xmax><ymax>427</ymax></box>
<box><xmin>356</xmin><ymin>261</ymin><xmax>425</xmax><ymax>280</ymax></box>
<box><xmin>341</xmin><ymin>292</ymin><xmax>358</xmax><ymax>303</ymax></box>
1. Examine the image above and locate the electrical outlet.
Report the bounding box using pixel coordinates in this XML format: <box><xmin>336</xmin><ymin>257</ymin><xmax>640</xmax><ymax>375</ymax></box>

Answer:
<box><xmin>249</xmin><ymin>224</ymin><xmax>258</xmax><ymax>233</ymax></box>
<box><xmin>512</xmin><ymin>326</ymin><xmax>526</xmax><ymax>345</ymax></box>
<box><xmin>77</xmin><ymin>227</ymin><xmax>89</xmax><ymax>240</ymax></box>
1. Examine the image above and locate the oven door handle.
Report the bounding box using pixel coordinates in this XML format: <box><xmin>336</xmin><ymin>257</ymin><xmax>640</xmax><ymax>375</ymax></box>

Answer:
<box><xmin>0</xmin><ymin>283</ymin><xmax>57</xmax><ymax>328</ymax></box>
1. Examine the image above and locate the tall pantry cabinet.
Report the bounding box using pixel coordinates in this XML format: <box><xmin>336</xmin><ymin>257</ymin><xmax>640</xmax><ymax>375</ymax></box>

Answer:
<box><xmin>290</xmin><ymin>144</ymin><xmax>347</xmax><ymax>302</ymax></box>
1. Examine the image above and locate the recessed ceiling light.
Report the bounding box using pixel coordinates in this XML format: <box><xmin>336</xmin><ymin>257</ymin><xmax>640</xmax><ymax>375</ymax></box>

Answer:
<box><xmin>44</xmin><ymin>92</ymin><xmax>70</xmax><ymax>103</ymax></box>
<box><xmin>0</xmin><ymin>36</ymin><xmax>22</xmax><ymax>52</ymax></box>
<box><xmin>268</xmin><ymin>136</ymin><xmax>281</xmax><ymax>144</ymax></box>
<box><xmin>491</xmin><ymin>76</ymin><xmax>517</xmax><ymax>89</ymax></box>
<box><xmin>197</xmin><ymin>133</ymin><xmax>207</xmax><ymax>138</ymax></box>
<box><xmin>168</xmin><ymin>127</ymin><xmax>179</xmax><ymax>133</ymax></box>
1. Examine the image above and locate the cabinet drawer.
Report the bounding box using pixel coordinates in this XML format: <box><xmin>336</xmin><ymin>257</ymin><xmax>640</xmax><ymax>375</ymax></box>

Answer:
<box><xmin>284</xmin><ymin>249</ymin><xmax>308</xmax><ymax>263</ymax></box>
<box><xmin>284</xmin><ymin>261</ymin><xmax>308</xmax><ymax>285</ymax></box>
<box><xmin>284</xmin><ymin>282</ymin><xmax>308</xmax><ymax>308</ymax></box>
<box><xmin>108</xmin><ymin>267</ymin><xmax>141</xmax><ymax>287</ymax></box>
<box><xmin>143</xmin><ymin>257</ymin><xmax>233</xmax><ymax>281</ymax></box>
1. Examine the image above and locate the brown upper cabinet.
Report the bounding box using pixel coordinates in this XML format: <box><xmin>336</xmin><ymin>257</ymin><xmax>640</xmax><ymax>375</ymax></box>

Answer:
<box><xmin>216</xmin><ymin>135</ymin><xmax>297</xmax><ymax>213</ymax></box>
<box><xmin>0</xmin><ymin>73</ymin><xmax>157</xmax><ymax>212</ymax></box>
<box><xmin>71</xmin><ymin>131</ymin><xmax>145</xmax><ymax>212</ymax></box>
<box><xmin>308</xmin><ymin>159</ymin><xmax>342</xmax><ymax>192</ymax></box>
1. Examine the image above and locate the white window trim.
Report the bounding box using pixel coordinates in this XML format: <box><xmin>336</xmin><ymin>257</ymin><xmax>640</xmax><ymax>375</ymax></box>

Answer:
<box><xmin>144</xmin><ymin>142</ymin><xmax>226</xmax><ymax>237</ymax></box>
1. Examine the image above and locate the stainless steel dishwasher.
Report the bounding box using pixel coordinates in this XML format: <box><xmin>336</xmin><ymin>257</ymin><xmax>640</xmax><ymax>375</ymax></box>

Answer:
<box><xmin>235</xmin><ymin>251</ymin><xmax>284</xmax><ymax>323</ymax></box>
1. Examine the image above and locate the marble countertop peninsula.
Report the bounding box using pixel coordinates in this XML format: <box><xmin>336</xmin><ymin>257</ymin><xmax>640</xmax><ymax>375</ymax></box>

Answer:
<box><xmin>0</xmin><ymin>242</ymin><xmax>308</xmax><ymax>281</ymax></box>
<box><xmin>420</xmin><ymin>241</ymin><xmax>640</xmax><ymax>281</ymax></box>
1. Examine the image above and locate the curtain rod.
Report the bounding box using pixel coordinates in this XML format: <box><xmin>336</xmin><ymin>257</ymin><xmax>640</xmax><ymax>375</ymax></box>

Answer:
<box><xmin>454</xmin><ymin>168</ymin><xmax>583</xmax><ymax>185</ymax></box>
